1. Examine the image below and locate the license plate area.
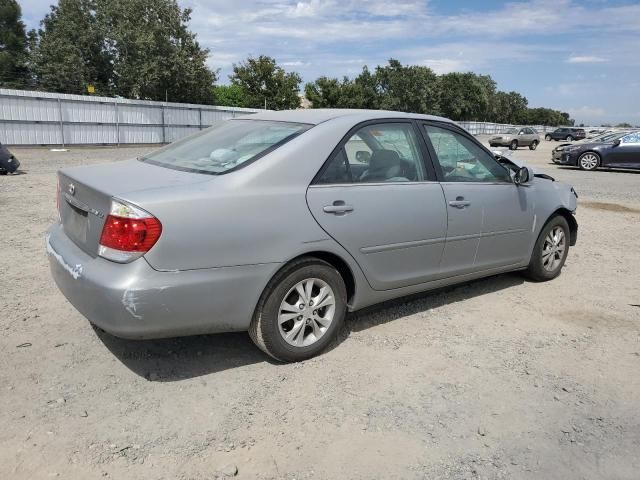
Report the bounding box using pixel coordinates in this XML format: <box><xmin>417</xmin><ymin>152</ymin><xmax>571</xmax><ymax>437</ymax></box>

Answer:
<box><xmin>63</xmin><ymin>203</ymin><xmax>88</xmax><ymax>244</ymax></box>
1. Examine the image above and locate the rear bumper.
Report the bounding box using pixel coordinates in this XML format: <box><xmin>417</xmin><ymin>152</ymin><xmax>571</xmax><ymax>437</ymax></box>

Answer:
<box><xmin>489</xmin><ymin>139</ymin><xmax>511</xmax><ymax>147</ymax></box>
<box><xmin>46</xmin><ymin>223</ymin><xmax>279</xmax><ymax>339</ymax></box>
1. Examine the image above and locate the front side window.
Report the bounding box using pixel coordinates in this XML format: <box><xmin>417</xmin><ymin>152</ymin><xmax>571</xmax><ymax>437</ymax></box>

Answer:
<box><xmin>316</xmin><ymin>123</ymin><xmax>426</xmax><ymax>184</ymax></box>
<box><xmin>424</xmin><ymin>124</ymin><xmax>511</xmax><ymax>183</ymax></box>
<box><xmin>141</xmin><ymin>119</ymin><xmax>310</xmax><ymax>174</ymax></box>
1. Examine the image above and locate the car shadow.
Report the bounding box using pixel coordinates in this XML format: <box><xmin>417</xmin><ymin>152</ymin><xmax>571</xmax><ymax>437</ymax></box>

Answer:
<box><xmin>339</xmin><ymin>273</ymin><xmax>525</xmax><ymax>339</ymax></box>
<box><xmin>555</xmin><ymin>166</ymin><xmax>640</xmax><ymax>174</ymax></box>
<box><xmin>95</xmin><ymin>327</ymin><xmax>275</xmax><ymax>382</ymax></box>
<box><xmin>96</xmin><ymin>273</ymin><xmax>525</xmax><ymax>381</ymax></box>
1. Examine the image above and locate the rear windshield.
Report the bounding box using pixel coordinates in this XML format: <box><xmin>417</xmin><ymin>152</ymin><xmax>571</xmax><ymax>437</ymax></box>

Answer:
<box><xmin>140</xmin><ymin>119</ymin><xmax>311</xmax><ymax>174</ymax></box>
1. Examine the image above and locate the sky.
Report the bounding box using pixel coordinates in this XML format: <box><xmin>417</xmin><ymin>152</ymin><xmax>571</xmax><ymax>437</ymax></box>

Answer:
<box><xmin>17</xmin><ymin>0</ymin><xmax>640</xmax><ymax>125</ymax></box>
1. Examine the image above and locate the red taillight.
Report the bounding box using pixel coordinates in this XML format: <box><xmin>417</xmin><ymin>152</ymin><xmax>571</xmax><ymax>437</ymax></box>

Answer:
<box><xmin>98</xmin><ymin>199</ymin><xmax>162</xmax><ymax>263</ymax></box>
<box><xmin>99</xmin><ymin>215</ymin><xmax>162</xmax><ymax>252</ymax></box>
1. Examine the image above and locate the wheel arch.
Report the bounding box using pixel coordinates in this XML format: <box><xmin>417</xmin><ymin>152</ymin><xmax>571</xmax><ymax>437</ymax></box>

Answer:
<box><xmin>260</xmin><ymin>251</ymin><xmax>358</xmax><ymax>308</ymax></box>
<box><xmin>549</xmin><ymin>208</ymin><xmax>578</xmax><ymax>246</ymax></box>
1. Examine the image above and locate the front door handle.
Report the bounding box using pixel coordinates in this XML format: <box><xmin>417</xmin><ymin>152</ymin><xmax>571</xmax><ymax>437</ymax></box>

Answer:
<box><xmin>323</xmin><ymin>201</ymin><xmax>354</xmax><ymax>215</ymax></box>
<box><xmin>448</xmin><ymin>197</ymin><xmax>471</xmax><ymax>209</ymax></box>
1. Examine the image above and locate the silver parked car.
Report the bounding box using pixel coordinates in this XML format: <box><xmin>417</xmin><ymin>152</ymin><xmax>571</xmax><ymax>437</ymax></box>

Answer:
<box><xmin>489</xmin><ymin>127</ymin><xmax>540</xmax><ymax>150</ymax></box>
<box><xmin>47</xmin><ymin>110</ymin><xmax>578</xmax><ymax>362</ymax></box>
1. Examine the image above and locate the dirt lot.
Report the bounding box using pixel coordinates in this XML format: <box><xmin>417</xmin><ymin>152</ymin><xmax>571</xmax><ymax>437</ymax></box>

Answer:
<box><xmin>1</xmin><ymin>139</ymin><xmax>639</xmax><ymax>479</ymax></box>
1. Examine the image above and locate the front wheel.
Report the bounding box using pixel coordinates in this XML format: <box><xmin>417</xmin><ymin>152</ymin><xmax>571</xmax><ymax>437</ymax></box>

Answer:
<box><xmin>524</xmin><ymin>216</ymin><xmax>570</xmax><ymax>282</ymax></box>
<box><xmin>509</xmin><ymin>140</ymin><xmax>518</xmax><ymax>150</ymax></box>
<box><xmin>529</xmin><ymin>140</ymin><xmax>538</xmax><ymax>150</ymax></box>
<box><xmin>545</xmin><ymin>134</ymin><xmax>552</xmax><ymax>141</ymax></box>
<box><xmin>578</xmin><ymin>152</ymin><xmax>600</xmax><ymax>171</ymax></box>
<box><xmin>249</xmin><ymin>258</ymin><xmax>347</xmax><ymax>362</ymax></box>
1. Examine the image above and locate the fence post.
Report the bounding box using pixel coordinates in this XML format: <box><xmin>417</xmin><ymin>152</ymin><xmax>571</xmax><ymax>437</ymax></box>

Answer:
<box><xmin>114</xmin><ymin>99</ymin><xmax>120</xmax><ymax>146</ymax></box>
<box><xmin>198</xmin><ymin>108</ymin><xmax>202</xmax><ymax>130</ymax></box>
<box><xmin>57</xmin><ymin>98</ymin><xmax>65</xmax><ymax>148</ymax></box>
<box><xmin>161</xmin><ymin>105</ymin><xmax>166</xmax><ymax>143</ymax></box>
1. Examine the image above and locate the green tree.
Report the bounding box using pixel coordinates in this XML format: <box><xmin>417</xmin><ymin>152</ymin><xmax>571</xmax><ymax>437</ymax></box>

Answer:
<box><xmin>212</xmin><ymin>84</ymin><xmax>250</xmax><ymax>107</ymax></box>
<box><xmin>32</xmin><ymin>0</ymin><xmax>112</xmax><ymax>95</ymax></box>
<box><xmin>374</xmin><ymin>59</ymin><xmax>439</xmax><ymax>114</ymax></box>
<box><xmin>615</xmin><ymin>122</ymin><xmax>632</xmax><ymax>128</ymax></box>
<box><xmin>438</xmin><ymin>72</ymin><xmax>493</xmax><ymax>121</ymax></box>
<box><xmin>0</xmin><ymin>0</ymin><xmax>31</xmax><ymax>88</ymax></box>
<box><xmin>304</xmin><ymin>76</ymin><xmax>344</xmax><ymax>108</ymax></box>
<box><xmin>98</xmin><ymin>0</ymin><xmax>216</xmax><ymax>103</ymax></box>
<box><xmin>492</xmin><ymin>91</ymin><xmax>528</xmax><ymax>124</ymax></box>
<box><xmin>230</xmin><ymin>55</ymin><xmax>302</xmax><ymax>110</ymax></box>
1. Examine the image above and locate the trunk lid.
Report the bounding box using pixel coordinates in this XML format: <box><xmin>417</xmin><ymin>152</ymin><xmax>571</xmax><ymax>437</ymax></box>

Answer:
<box><xmin>57</xmin><ymin>159</ymin><xmax>211</xmax><ymax>256</ymax></box>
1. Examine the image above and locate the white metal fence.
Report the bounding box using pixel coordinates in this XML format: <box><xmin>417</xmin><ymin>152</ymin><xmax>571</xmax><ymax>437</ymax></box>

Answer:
<box><xmin>0</xmin><ymin>89</ymin><xmax>599</xmax><ymax>146</ymax></box>
<box><xmin>0</xmin><ymin>89</ymin><xmax>261</xmax><ymax>146</ymax></box>
<box><xmin>458</xmin><ymin>121</ymin><xmax>562</xmax><ymax>135</ymax></box>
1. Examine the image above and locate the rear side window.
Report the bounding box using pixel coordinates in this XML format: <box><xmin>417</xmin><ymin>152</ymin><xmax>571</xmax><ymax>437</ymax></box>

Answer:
<box><xmin>141</xmin><ymin>119</ymin><xmax>310</xmax><ymax>174</ymax></box>
<box><xmin>316</xmin><ymin>123</ymin><xmax>426</xmax><ymax>184</ymax></box>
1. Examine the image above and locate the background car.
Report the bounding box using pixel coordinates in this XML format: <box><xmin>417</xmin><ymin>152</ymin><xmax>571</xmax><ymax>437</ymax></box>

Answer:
<box><xmin>551</xmin><ymin>131</ymin><xmax>621</xmax><ymax>163</ymax></box>
<box><xmin>0</xmin><ymin>142</ymin><xmax>20</xmax><ymax>175</ymax></box>
<box><xmin>555</xmin><ymin>131</ymin><xmax>640</xmax><ymax>170</ymax></box>
<box><xmin>489</xmin><ymin>127</ymin><xmax>540</xmax><ymax>150</ymax></box>
<box><xmin>545</xmin><ymin>127</ymin><xmax>586</xmax><ymax>142</ymax></box>
<box><xmin>47</xmin><ymin>110</ymin><xmax>578</xmax><ymax>362</ymax></box>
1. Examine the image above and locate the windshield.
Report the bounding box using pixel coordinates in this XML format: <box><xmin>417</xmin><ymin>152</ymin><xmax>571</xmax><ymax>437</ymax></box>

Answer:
<box><xmin>503</xmin><ymin>128</ymin><xmax>519</xmax><ymax>134</ymax></box>
<box><xmin>141</xmin><ymin>119</ymin><xmax>311</xmax><ymax>174</ymax></box>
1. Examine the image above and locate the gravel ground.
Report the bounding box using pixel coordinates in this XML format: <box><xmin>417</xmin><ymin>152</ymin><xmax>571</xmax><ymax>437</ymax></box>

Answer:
<box><xmin>1</xmin><ymin>139</ymin><xmax>639</xmax><ymax>479</ymax></box>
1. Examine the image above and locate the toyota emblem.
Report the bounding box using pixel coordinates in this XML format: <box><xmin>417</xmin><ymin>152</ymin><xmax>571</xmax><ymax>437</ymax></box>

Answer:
<box><xmin>68</xmin><ymin>183</ymin><xmax>76</xmax><ymax>196</ymax></box>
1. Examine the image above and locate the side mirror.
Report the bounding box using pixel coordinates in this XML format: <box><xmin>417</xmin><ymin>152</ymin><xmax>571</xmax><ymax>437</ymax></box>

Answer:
<box><xmin>519</xmin><ymin>131</ymin><xmax>524</xmax><ymax>135</ymax></box>
<box><xmin>514</xmin><ymin>166</ymin><xmax>532</xmax><ymax>185</ymax></box>
<box><xmin>612</xmin><ymin>139</ymin><xmax>621</xmax><ymax>147</ymax></box>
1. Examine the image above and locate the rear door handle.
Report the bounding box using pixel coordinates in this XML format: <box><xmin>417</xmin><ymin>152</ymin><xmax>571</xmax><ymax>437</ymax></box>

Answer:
<box><xmin>323</xmin><ymin>201</ymin><xmax>354</xmax><ymax>215</ymax></box>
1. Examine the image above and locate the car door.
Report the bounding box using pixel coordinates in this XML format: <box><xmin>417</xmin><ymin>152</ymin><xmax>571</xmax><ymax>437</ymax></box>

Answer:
<box><xmin>606</xmin><ymin>132</ymin><xmax>640</xmax><ymax>168</ymax></box>
<box><xmin>518</xmin><ymin>128</ymin><xmax>531</xmax><ymax>146</ymax></box>
<box><xmin>421</xmin><ymin>122</ymin><xmax>535</xmax><ymax>277</ymax></box>
<box><xmin>306</xmin><ymin>121</ymin><xmax>447</xmax><ymax>291</ymax></box>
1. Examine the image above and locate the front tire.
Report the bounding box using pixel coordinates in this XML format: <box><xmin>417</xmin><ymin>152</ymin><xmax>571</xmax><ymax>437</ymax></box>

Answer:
<box><xmin>529</xmin><ymin>140</ymin><xmax>538</xmax><ymax>150</ymax></box>
<box><xmin>545</xmin><ymin>134</ymin><xmax>552</xmax><ymax>141</ymax></box>
<box><xmin>578</xmin><ymin>152</ymin><xmax>600</xmax><ymax>171</ymax></box>
<box><xmin>525</xmin><ymin>216</ymin><xmax>570</xmax><ymax>282</ymax></box>
<box><xmin>249</xmin><ymin>258</ymin><xmax>347</xmax><ymax>362</ymax></box>
<box><xmin>509</xmin><ymin>140</ymin><xmax>518</xmax><ymax>150</ymax></box>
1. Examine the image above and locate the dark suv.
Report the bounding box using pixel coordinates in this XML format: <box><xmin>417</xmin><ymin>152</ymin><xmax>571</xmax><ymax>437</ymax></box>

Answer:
<box><xmin>545</xmin><ymin>128</ymin><xmax>586</xmax><ymax>142</ymax></box>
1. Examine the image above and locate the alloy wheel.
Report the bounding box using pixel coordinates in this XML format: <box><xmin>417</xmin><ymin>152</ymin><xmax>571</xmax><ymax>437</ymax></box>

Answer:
<box><xmin>542</xmin><ymin>226</ymin><xmax>566</xmax><ymax>272</ymax></box>
<box><xmin>579</xmin><ymin>153</ymin><xmax>599</xmax><ymax>170</ymax></box>
<box><xmin>277</xmin><ymin>278</ymin><xmax>336</xmax><ymax>347</ymax></box>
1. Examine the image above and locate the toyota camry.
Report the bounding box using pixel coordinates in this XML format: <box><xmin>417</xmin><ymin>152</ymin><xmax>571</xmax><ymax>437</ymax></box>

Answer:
<box><xmin>47</xmin><ymin>110</ymin><xmax>579</xmax><ymax>362</ymax></box>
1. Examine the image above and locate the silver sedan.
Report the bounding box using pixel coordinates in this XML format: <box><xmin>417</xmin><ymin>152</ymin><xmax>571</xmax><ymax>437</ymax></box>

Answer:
<box><xmin>47</xmin><ymin>109</ymin><xmax>578</xmax><ymax>362</ymax></box>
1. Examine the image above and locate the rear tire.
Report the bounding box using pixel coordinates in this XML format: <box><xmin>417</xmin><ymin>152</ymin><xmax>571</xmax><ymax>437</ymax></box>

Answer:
<box><xmin>524</xmin><ymin>216</ymin><xmax>570</xmax><ymax>282</ymax></box>
<box><xmin>566</xmin><ymin>135</ymin><xmax>573</xmax><ymax>142</ymax></box>
<box><xmin>529</xmin><ymin>140</ymin><xmax>538</xmax><ymax>150</ymax></box>
<box><xmin>249</xmin><ymin>257</ymin><xmax>347</xmax><ymax>362</ymax></box>
<box><xmin>509</xmin><ymin>140</ymin><xmax>518</xmax><ymax>150</ymax></box>
<box><xmin>545</xmin><ymin>134</ymin><xmax>552</xmax><ymax>141</ymax></box>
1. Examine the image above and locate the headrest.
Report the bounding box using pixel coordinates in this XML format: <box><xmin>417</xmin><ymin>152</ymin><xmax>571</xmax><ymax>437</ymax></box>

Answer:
<box><xmin>369</xmin><ymin>149</ymin><xmax>400</xmax><ymax>170</ymax></box>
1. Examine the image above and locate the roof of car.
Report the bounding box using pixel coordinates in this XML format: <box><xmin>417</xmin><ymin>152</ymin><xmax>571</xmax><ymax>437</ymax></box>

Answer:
<box><xmin>239</xmin><ymin>109</ymin><xmax>456</xmax><ymax>126</ymax></box>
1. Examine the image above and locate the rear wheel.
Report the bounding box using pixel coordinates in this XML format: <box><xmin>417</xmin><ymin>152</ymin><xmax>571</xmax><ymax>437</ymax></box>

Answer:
<box><xmin>566</xmin><ymin>135</ymin><xmax>574</xmax><ymax>142</ymax></box>
<box><xmin>578</xmin><ymin>152</ymin><xmax>600</xmax><ymax>171</ymax></box>
<box><xmin>525</xmin><ymin>216</ymin><xmax>570</xmax><ymax>281</ymax></box>
<box><xmin>529</xmin><ymin>140</ymin><xmax>538</xmax><ymax>150</ymax></box>
<box><xmin>509</xmin><ymin>140</ymin><xmax>518</xmax><ymax>150</ymax></box>
<box><xmin>545</xmin><ymin>134</ymin><xmax>552</xmax><ymax>141</ymax></box>
<box><xmin>249</xmin><ymin>258</ymin><xmax>347</xmax><ymax>362</ymax></box>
